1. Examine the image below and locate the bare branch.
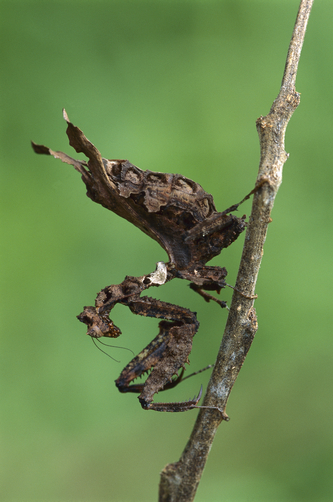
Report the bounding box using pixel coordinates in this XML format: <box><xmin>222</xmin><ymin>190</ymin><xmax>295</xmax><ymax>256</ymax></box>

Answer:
<box><xmin>159</xmin><ymin>1</ymin><xmax>314</xmax><ymax>500</ymax></box>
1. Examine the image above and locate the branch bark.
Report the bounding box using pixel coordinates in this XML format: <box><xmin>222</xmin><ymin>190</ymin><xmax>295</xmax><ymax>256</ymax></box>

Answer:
<box><xmin>158</xmin><ymin>1</ymin><xmax>314</xmax><ymax>500</ymax></box>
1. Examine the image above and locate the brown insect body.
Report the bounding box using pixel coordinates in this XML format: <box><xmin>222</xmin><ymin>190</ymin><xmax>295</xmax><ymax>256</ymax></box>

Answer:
<box><xmin>32</xmin><ymin>110</ymin><xmax>247</xmax><ymax>412</ymax></box>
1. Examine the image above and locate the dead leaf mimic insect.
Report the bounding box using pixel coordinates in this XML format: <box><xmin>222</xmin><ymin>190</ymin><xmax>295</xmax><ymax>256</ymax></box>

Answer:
<box><xmin>32</xmin><ymin>110</ymin><xmax>252</xmax><ymax>412</ymax></box>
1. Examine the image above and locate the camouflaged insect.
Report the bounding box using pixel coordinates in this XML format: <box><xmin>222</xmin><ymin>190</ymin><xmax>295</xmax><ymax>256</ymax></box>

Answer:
<box><xmin>32</xmin><ymin>110</ymin><xmax>250</xmax><ymax>412</ymax></box>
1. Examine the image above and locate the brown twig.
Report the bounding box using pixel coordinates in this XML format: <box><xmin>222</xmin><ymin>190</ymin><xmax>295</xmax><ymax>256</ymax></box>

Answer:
<box><xmin>158</xmin><ymin>1</ymin><xmax>314</xmax><ymax>501</ymax></box>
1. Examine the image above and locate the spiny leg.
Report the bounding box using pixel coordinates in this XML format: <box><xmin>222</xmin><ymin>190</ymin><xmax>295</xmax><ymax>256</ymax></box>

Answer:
<box><xmin>189</xmin><ymin>283</ymin><xmax>228</xmax><ymax>308</ymax></box>
<box><xmin>116</xmin><ymin>297</ymin><xmax>201</xmax><ymax>411</ymax></box>
<box><xmin>184</xmin><ymin>265</ymin><xmax>256</xmax><ymax>306</ymax></box>
<box><xmin>115</xmin><ymin>320</ymin><xmax>196</xmax><ymax>399</ymax></box>
<box><xmin>178</xmin><ymin>265</ymin><xmax>229</xmax><ymax>308</ymax></box>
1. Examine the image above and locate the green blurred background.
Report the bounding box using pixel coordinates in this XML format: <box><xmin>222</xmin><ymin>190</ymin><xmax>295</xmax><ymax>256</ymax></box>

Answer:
<box><xmin>1</xmin><ymin>1</ymin><xmax>332</xmax><ymax>501</ymax></box>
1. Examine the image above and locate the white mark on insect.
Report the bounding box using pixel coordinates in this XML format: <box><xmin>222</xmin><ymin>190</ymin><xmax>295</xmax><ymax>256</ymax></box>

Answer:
<box><xmin>147</xmin><ymin>261</ymin><xmax>167</xmax><ymax>285</ymax></box>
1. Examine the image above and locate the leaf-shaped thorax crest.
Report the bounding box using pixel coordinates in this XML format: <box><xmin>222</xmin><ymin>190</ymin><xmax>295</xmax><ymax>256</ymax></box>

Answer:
<box><xmin>103</xmin><ymin>159</ymin><xmax>245</xmax><ymax>270</ymax></box>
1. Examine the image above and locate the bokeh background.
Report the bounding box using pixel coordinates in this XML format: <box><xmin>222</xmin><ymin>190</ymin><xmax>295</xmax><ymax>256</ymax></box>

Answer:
<box><xmin>1</xmin><ymin>1</ymin><xmax>332</xmax><ymax>501</ymax></box>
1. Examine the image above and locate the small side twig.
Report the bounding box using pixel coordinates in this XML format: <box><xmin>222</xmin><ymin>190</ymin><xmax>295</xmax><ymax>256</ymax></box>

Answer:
<box><xmin>159</xmin><ymin>1</ymin><xmax>314</xmax><ymax>501</ymax></box>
